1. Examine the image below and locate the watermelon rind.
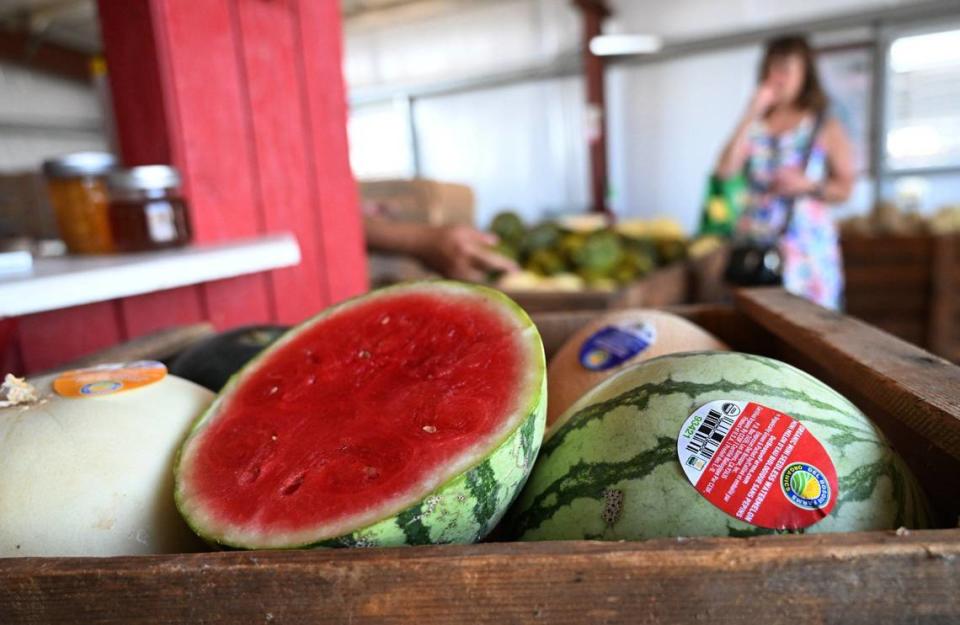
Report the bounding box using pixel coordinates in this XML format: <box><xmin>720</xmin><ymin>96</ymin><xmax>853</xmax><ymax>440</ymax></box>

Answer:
<box><xmin>510</xmin><ymin>351</ymin><xmax>930</xmax><ymax>541</ymax></box>
<box><xmin>174</xmin><ymin>281</ymin><xmax>546</xmax><ymax>549</ymax></box>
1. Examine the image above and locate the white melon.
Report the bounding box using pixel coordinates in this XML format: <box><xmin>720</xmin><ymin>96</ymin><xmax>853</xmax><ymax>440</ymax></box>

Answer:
<box><xmin>0</xmin><ymin>371</ymin><xmax>214</xmax><ymax>557</ymax></box>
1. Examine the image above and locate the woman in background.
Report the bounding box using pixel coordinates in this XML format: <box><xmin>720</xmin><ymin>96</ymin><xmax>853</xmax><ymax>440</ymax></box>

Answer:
<box><xmin>715</xmin><ymin>35</ymin><xmax>855</xmax><ymax>309</ymax></box>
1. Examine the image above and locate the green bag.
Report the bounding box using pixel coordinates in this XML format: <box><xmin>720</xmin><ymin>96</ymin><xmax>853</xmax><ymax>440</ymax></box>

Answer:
<box><xmin>698</xmin><ymin>173</ymin><xmax>748</xmax><ymax>238</ymax></box>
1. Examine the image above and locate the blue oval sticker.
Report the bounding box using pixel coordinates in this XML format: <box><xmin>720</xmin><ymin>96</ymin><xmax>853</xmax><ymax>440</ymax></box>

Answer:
<box><xmin>578</xmin><ymin>322</ymin><xmax>656</xmax><ymax>371</ymax></box>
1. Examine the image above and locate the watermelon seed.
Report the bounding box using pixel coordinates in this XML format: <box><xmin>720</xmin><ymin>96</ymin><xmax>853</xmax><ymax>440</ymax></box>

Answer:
<box><xmin>422</xmin><ymin>425</ymin><xmax>437</xmax><ymax>434</ymax></box>
<box><xmin>363</xmin><ymin>466</ymin><xmax>380</xmax><ymax>480</ymax></box>
<box><xmin>381</xmin><ymin>316</ymin><xmax>390</xmax><ymax>325</ymax></box>
<box><xmin>267</xmin><ymin>385</ymin><xmax>279</xmax><ymax>396</ymax></box>
<box><xmin>359</xmin><ymin>350</ymin><xmax>371</xmax><ymax>359</ymax></box>
<box><xmin>238</xmin><ymin>465</ymin><xmax>261</xmax><ymax>486</ymax></box>
<box><xmin>280</xmin><ymin>472</ymin><xmax>306</xmax><ymax>496</ymax></box>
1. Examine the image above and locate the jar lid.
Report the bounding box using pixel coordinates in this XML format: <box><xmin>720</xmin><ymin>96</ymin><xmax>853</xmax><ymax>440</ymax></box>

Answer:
<box><xmin>42</xmin><ymin>152</ymin><xmax>117</xmax><ymax>178</ymax></box>
<box><xmin>107</xmin><ymin>165</ymin><xmax>182</xmax><ymax>192</ymax></box>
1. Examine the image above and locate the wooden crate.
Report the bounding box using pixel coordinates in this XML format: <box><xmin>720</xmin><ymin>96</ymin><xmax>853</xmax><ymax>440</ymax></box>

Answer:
<box><xmin>2</xmin><ymin>289</ymin><xmax>960</xmax><ymax>624</ymax></box>
<box><xmin>842</xmin><ymin>233</ymin><xmax>960</xmax><ymax>361</ymax></box>
<box><xmin>686</xmin><ymin>244</ymin><xmax>731</xmax><ymax>304</ymax></box>
<box><xmin>504</xmin><ymin>261</ymin><xmax>689</xmax><ymax>313</ymax></box>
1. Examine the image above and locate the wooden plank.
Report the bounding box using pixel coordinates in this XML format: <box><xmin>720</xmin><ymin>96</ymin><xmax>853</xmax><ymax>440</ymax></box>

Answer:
<box><xmin>844</xmin><ymin>265</ymin><xmax>930</xmax><ymax>287</ymax></box>
<box><xmin>532</xmin><ymin>310</ymin><xmax>599</xmax><ymax>358</ymax></box>
<box><xmin>119</xmin><ymin>287</ymin><xmax>206</xmax><ymax>339</ymax></box>
<box><xmin>841</xmin><ymin>235</ymin><xmax>932</xmax><ymax>261</ymax></box>
<box><xmin>0</xmin><ymin>318</ymin><xmax>22</xmax><ymax>376</ymax></box>
<box><xmin>1</xmin><ymin>530</ymin><xmax>958</xmax><ymax>624</ymax></box>
<box><xmin>17</xmin><ymin>302</ymin><xmax>126</xmax><ymax>373</ymax></box>
<box><xmin>621</xmin><ymin>262</ymin><xmax>688</xmax><ymax>308</ymax></box>
<box><xmin>507</xmin><ymin>290</ymin><xmax>619</xmax><ymax>314</ymax></box>
<box><xmin>928</xmin><ymin>235</ymin><xmax>958</xmax><ymax>359</ymax></box>
<box><xmin>97</xmin><ymin>0</ymin><xmax>175</xmax><ymax>164</ymax></box>
<box><xmin>735</xmin><ymin>288</ymin><xmax>960</xmax><ymax>522</ymax></box>
<box><xmin>233</xmin><ymin>0</ymin><xmax>329</xmax><ymax>322</ymax></box>
<box><xmin>687</xmin><ymin>245</ymin><xmax>731</xmax><ymax>304</ymax></box>
<box><xmin>508</xmin><ymin>263</ymin><xmax>689</xmax><ymax>315</ymax></box>
<box><xmin>841</xmin><ymin>316</ymin><xmax>927</xmax><ymax>345</ymax></box>
<box><xmin>37</xmin><ymin>323</ymin><xmax>215</xmax><ymax>375</ymax></box>
<box><xmin>844</xmin><ymin>290</ymin><xmax>928</xmax><ymax>314</ymax></box>
<box><xmin>203</xmin><ymin>275</ymin><xmax>274</xmax><ymax>330</ymax></box>
<box><xmin>293</xmin><ymin>0</ymin><xmax>369</xmax><ymax>304</ymax></box>
<box><xmin>153</xmin><ymin>0</ymin><xmax>276</xmax><ymax>322</ymax></box>
<box><xmin>0</xmin><ymin>27</ymin><xmax>93</xmax><ymax>83</ymax></box>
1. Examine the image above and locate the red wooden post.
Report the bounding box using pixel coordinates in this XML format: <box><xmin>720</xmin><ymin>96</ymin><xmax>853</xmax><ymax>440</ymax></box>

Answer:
<box><xmin>10</xmin><ymin>0</ymin><xmax>367</xmax><ymax>374</ymax></box>
<box><xmin>573</xmin><ymin>0</ymin><xmax>611</xmax><ymax>216</ymax></box>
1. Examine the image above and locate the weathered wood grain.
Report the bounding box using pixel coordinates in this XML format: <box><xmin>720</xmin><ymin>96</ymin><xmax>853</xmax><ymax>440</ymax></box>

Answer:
<box><xmin>1</xmin><ymin>530</ymin><xmax>958</xmax><ymax>624</ymax></box>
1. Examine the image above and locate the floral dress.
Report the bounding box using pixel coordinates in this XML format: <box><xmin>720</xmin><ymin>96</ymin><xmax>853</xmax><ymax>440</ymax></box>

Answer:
<box><xmin>736</xmin><ymin>115</ymin><xmax>843</xmax><ymax>310</ymax></box>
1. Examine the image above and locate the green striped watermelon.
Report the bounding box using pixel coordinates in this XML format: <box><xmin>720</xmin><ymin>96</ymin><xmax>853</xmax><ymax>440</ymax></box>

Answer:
<box><xmin>175</xmin><ymin>281</ymin><xmax>545</xmax><ymax>549</ymax></box>
<box><xmin>510</xmin><ymin>352</ymin><xmax>929</xmax><ymax>541</ymax></box>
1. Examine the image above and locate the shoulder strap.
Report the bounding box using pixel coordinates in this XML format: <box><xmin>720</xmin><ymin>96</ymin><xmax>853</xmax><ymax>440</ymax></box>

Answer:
<box><xmin>779</xmin><ymin>110</ymin><xmax>827</xmax><ymax>235</ymax></box>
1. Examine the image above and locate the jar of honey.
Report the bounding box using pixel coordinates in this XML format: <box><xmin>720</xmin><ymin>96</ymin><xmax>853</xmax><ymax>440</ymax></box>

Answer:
<box><xmin>43</xmin><ymin>152</ymin><xmax>117</xmax><ymax>254</ymax></box>
<box><xmin>106</xmin><ymin>166</ymin><xmax>192</xmax><ymax>252</ymax></box>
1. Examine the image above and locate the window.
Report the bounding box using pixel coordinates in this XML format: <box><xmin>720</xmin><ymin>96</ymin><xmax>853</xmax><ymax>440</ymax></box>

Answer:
<box><xmin>885</xmin><ymin>27</ymin><xmax>960</xmax><ymax>172</ymax></box>
<box><xmin>347</xmin><ymin>100</ymin><xmax>414</xmax><ymax>180</ymax></box>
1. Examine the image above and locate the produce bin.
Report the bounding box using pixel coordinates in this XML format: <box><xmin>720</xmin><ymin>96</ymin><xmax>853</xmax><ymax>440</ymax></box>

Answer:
<box><xmin>2</xmin><ymin>288</ymin><xmax>959</xmax><ymax>624</ymax></box>
<box><xmin>842</xmin><ymin>233</ymin><xmax>960</xmax><ymax>362</ymax></box>
<box><xmin>503</xmin><ymin>260</ymin><xmax>689</xmax><ymax>313</ymax></box>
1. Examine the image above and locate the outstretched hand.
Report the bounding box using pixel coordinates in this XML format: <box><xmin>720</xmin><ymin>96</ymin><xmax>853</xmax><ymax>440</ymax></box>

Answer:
<box><xmin>419</xmin><ymin>225</ymin><xmax>518</xmax><ymax>282</ymax></box>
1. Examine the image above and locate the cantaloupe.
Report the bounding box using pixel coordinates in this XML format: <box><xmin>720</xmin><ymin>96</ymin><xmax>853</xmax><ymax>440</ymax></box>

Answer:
<box><xmin>546</xmin><ymin>310</ymin><xmax>727</xmax><ymax>426</ymax></box>
<box><xmin>0</xmin><ymin>366</ymin><xmax>214</xmax><ymax>557</ymax></box>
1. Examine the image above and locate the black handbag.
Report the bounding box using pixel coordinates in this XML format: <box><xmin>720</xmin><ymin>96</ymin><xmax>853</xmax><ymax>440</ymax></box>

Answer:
<box><xmin>724</xmin><ymin>112</ymin><xmax>825</xmax><ymax>287</ymax></box>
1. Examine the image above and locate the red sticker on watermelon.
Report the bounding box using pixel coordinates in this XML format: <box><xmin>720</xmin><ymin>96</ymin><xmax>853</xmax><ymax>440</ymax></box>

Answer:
<box><xmin>677</xmin><ymin>400</ymin><xmax>838</xmax><ymax>530</ymax></box>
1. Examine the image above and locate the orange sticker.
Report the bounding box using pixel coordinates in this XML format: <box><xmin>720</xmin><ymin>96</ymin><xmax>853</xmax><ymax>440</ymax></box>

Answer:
<box><xmin>54</xmin><ymin>361</ymin><xmax>167</xmax><ymax>398</ymax></box>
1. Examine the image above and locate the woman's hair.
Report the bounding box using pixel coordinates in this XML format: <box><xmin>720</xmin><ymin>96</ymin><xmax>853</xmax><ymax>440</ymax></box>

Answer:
<box><xmin>759</xmin><ymin>34</ymin><xmax>828</xmax><ymax>114</ymax></box>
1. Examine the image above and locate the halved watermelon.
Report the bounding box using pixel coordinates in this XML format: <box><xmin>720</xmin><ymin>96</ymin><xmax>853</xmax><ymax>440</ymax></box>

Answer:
<box><xmin>174</xmin><ymin>281</ymin><xmax>545</xmax><ymax>549</ymax></box>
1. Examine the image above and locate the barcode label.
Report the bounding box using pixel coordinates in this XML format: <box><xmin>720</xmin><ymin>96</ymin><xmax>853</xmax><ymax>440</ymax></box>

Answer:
<box><xmin>684</xmin><ymin>409</ymin><xmax>736</xmax><ymax>462</ymax></box>
<box><xmin>678</xmin><ymin>400</ymin><xmax>746</xmax><ymax>486</ymax></box>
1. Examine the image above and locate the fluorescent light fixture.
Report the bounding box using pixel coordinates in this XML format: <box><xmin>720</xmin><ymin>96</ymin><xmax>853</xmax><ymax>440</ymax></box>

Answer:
<box><xmin>589</xmin><ymin>34</ymin><xmax>662</xmax><ymax>57</ymax></box>
<box><xmin>889</xmin><ymin>29</ymin><xmax>960</xmax><ymax>73</ymax></box>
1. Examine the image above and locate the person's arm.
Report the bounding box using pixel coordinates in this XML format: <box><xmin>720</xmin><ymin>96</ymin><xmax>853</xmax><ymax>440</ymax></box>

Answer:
<box><xmin>769</xmin><ymin>117</ymin><xmax>855</xmax><ymax>203</ymax></box>
<box><xmin>816</xmin><ymin>117</ymin><xmax>855</xmax><ymax>203</ymax></box>
<box><xmin>714</xmin><ymin>82</ymin><xmax>776</xmax><ymax>179</ymax></box>
<box><xmin>364</xmin><ymin>216</ymin><xmax>517</xmax><ymax>282</ymax></box>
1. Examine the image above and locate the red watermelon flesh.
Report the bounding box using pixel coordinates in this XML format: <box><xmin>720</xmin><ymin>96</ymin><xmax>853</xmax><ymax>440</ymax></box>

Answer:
<box><xmin>175</xmin><ymin>284</ymin><xmax>543</xmax><ymax>548</ymax></box>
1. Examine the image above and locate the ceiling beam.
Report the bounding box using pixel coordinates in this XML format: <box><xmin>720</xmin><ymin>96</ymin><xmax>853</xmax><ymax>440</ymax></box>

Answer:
<box><xmin>0</xmin><ymin>26</ymin><xmax>92</xmax><ymax>82</ymax></box>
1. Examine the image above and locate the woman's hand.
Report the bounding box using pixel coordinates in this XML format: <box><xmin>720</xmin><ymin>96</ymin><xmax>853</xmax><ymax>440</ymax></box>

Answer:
<box><xmin>747</xmin><ymin>82</ymin><xmax>778</xmax><ymax>118</ymax></box>
<box><xmin>715</xmin><ymin>82</ymin><xmax>779</xmax><ymax>178</ymax></box>
<box><xmin>417</xmin><ymin>225</ymin><xmax>519</xmax><ymax>282</ymax></box>
<box><xmin>770</xmin><ymin>166</ymin><xmax>818</xmax><ymax>197</ymax></box>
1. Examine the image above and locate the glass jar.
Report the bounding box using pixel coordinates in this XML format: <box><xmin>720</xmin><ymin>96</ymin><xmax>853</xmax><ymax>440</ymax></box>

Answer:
<box><xmin>43</xmin><ymin>152</ymin><xmax>117</xmax><ymax>254</ymax></box>
<box><xmin>106</xmin><ymin>166</ymin><xmax>192</xmax><ymax>252</ymax></box>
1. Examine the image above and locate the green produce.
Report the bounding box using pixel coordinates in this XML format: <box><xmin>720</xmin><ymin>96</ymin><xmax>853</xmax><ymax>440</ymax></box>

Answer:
<box><xmin>521</xmin><ymin>223</ymin><xmax>563</xmax><ymax>257</ymax></box>
<box><xmin>572</xmin><ymin>230</ymin><xmax>624</xmax><ymax>276</ymax></box>
<box><xmin>655</xmin><ymin>238</ymin><xmax>687</xmax><ymax>265</ymax></box>
<box><xmin>490</xmin><ymin>211</ymin><xmax>526</xmax><ymax>246</ymax></box>
<box><xmin>526</xmin><ymin>249</ymin><xmax>566</xmax><ymax>276</ymax></box>
<box><xmin>176</xmin><ymin>282</ymin><xmax>546</xmax><ymax>549</ymax></box>
<box><xmin>511</xmin><ymin>352</ymin><xmax>928</xmax><ymax>541</ymax></box>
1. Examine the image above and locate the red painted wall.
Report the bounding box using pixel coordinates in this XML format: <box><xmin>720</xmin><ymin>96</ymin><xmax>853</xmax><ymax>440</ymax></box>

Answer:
<box><xmin>6</xmin><ymin>0</ymin><xmax>367</xmax><ymax>374</ymax></box>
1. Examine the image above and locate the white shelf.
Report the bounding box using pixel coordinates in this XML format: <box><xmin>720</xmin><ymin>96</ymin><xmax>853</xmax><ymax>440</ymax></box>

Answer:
<box><xmin>0</xmin><ymin>233</ymin><xmax>301</xmax><ymax>317</ymax></box>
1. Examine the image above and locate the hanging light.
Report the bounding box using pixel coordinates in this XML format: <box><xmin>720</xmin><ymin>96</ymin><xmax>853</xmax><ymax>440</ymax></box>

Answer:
<box><xmin>589</xmin><ymin>34</ymin><xmax>662</xmax><ymax>57</ymax></box>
